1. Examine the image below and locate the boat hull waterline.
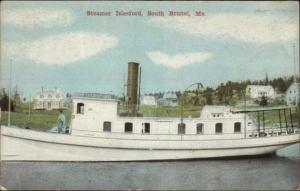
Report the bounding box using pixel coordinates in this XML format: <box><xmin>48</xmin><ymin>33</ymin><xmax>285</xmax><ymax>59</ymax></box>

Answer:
<box><xmin>1</xmin><ymin>126</ymin><xmax>299</xmax><ymax>161</ymax></box>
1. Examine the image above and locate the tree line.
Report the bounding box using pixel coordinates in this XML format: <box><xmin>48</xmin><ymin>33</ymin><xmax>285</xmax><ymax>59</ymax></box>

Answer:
<box><xmin>144</xmin><ymin>76</ymin><xmax>297</xmax><ymax>106</ymax></box>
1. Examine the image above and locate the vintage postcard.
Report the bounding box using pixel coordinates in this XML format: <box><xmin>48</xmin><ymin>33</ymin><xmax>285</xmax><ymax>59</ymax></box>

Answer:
<box><xmin>0</xmin><ymin>1</ymin><xmax>299</xmax><ymax>190</ymax></box>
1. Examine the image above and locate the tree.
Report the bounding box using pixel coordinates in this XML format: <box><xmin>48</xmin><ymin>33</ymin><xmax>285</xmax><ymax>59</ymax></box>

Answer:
<box><xmin>265</xmin><ymin>73</ymin><xmax>269</xmax><ymax>85</ymax></box>
<box><xmin>0</xmin><ymin>90</ymin><xmax>15</xmax><ymax>111</ymax></box>
<box><xmin>259</xmin><ymin>95</ymin><xmax>268</xmax><ymax>106</ymax></box>
<box><xmin>203</xmin><ymin>87</ymin><xmax>214</xmax><ymax>105</ymax></box>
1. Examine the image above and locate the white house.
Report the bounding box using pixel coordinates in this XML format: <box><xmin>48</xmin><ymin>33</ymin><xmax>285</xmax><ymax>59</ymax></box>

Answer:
<box><xmin>246</xmin><ymin>85</ymin><xmax>276</xmax><ymax>99</ymax></box>
<box><xmin>158</xmin><ymin>92</ymin><xmax>178</xmax><ymax>107</ymax></box>
<box><xmin>141</xmin><ymin>95</ymin><xmax>157</xmax><ymax>106</ymax></box>
<box><xmin>33</xmin><ymin>88</ymin><xmax>65</xmax><ymax>110</ymax></box>
<box><xmin>285</xmin><ymin>82</ymin><xmax>299</xmax><ymax>105</ymax></box>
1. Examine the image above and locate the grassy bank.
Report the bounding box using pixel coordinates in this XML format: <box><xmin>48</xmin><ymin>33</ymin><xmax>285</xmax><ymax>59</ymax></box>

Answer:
<box><xmin>139</xmin><ymin>105</ymin><xmax>203</xmax><ymax>118</ymax></box>
<box><xmin>1</xmin><ymin>107</ymin><xmax>72</xmax><ymax>131</ymax></box>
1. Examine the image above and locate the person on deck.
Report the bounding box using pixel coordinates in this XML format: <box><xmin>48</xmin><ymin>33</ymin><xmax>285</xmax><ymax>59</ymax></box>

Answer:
<box><xmin>57</xmin><ymin>110</ymin><xmax>66</xmax><ymax>133</ymax></box>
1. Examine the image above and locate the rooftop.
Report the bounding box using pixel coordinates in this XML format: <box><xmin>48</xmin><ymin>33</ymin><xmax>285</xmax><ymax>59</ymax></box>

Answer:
<box><xmin>71</xmin><ymin>92</ymin><xmax>118</xmax><ymax>100</ymax></box>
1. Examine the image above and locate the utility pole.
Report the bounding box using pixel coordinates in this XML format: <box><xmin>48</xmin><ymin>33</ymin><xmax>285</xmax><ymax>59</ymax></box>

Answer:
<box><xmin>8</xmin><ymin>60</ymin><xmax>12</xmax><ymax>127</ymax></box>
<box><xmin>28</xmin><ymin>94</ymin><xmax>31</xmax><ymax>123</ymax></box>
<box><xmin>0</xmin><ymin>56</ymin><xmax>2</xmax><ymax>91</ymax></box>
<box><xmin>293</xmin><ymin>43</ymin><xmax>299</xmax><ymax>106</ymax></box>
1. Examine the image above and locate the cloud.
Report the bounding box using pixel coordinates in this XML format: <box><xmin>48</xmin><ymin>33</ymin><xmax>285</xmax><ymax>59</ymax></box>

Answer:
<box><xmin>149</xmin><ymin>13</ymin><xmax>298</xmax><ymax>44</ymax></box>
<box><xmin>4</xmin><ymin>32</ymin><xmax>119</xmax><ymax>65</ymax></box>
<box><xmin>147</xmin><ymin>51</ymin><xmax>214</xmax><ymax>69</ymax></box>
<box><xmin>2</xmin><ymin>9</ymin><xmax>73</xmax><ymax>28</ymax></box>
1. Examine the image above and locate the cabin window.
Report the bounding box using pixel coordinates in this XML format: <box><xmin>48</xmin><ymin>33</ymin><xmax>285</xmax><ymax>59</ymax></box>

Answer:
<box><xmin>196</xmin><ymin>123</ymin><xmax>204</xmax><ymax>134</ymax></box>
<box><xmin>77</xmin><ymin>103</ymin><xmax>84</xmax><ymax>114</ymax></box>
<box><xmin>178</xmin><ymin>123</ymin><xmax>186</xmax><ymax>134</ymax></box>
<box><xmin>234</xmin><ymin>122</ymin><xmax>241</xmax><ymax>133</ymax></box>
<box><xmin>215</xmin><ymin>123</ymin><xmax>223</xmax><ymax>134</ymax></box>
<box><xmin>143</xmin><ymin>123</ymin><xmax>150</xmax><ymax>134</ymax></box>
<box><xmin>125</xmin><ymin>122</ymin><xmax>133</xmax><ymax>133</ymax></box>
<box><xmin>103</xmin><ymin>121</ymin><xmax>111</xmax><ymax>132</ymax></box>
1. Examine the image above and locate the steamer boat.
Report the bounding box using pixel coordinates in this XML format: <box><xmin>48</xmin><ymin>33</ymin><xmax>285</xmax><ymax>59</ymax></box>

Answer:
<box><xmin>1</xmin><ymin>62</ymin><xmax>299</xmax><ymax>161</ymax></box>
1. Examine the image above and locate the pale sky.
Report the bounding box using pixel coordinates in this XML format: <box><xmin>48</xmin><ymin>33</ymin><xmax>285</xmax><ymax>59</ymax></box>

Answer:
<box><xmin>1</xmin><ymin>1</ymin><xmax>299</xmax><ymax>98</ymax></box>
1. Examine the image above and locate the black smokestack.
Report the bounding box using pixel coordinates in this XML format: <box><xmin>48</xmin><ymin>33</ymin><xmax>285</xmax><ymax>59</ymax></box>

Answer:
<box><xmin>127</xmin><ymin>62</ymin><xmax>139</xmax><ymax>114</ymax></box>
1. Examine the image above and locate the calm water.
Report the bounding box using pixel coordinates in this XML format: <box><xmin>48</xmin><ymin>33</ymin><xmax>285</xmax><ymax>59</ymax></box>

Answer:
<box><xmin>1</xmin><ymin>144</ymin><xmax>299</xmax><ymax>190</ymax></box>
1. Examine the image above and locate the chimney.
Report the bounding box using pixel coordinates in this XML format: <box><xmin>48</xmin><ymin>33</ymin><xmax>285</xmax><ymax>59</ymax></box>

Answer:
<box><xmin>127</xmin><ymin>62</ymin><xmax>140</xmax><ymax>115</ymax></box>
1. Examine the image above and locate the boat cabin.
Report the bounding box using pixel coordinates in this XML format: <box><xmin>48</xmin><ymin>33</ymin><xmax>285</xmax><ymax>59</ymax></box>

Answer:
<box><xmin>70</xmin><ymin>97</ymin><xmax>256</xmax><ymax>140</ymax></box>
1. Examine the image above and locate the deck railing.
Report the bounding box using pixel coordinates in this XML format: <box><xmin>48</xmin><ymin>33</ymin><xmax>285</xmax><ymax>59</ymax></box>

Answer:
<box><xmin>247</xmin><ymin>126</ymin><xmax>299</xmax><ymax>138</ymax></box>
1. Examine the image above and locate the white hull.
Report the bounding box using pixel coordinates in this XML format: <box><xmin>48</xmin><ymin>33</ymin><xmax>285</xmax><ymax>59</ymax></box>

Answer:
<box><xmin>1</xmin><ymin>126</ymin><xmax>299</xmax><ymax>161</ymax></box>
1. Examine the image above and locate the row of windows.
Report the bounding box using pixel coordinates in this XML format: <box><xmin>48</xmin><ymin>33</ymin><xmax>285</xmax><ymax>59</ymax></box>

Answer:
<box><xmin>289</xmin><ymin>90</ymin><xmax>296</xmax><ymax>94</ymax></box>
<box><xmin>212</xmin><ymin>113</ymin><xmax>224</xmax><ymax>118</ymax></box>
<box><xmin>178</xmin><ymin>122</ymin><xmax>241</xmax><ymax>134</ymax></box>
<box><xmin>104</xmin><ymin>122</ymin><xmax>151</xmax><ymax>134</ymax></box>
<box><xmin>258</xmin><ymin>92</ymin><xmax>268</xmax><ymax>96</ymax></box>
<box><xmin>101</xmin><ymin>122</ymin><xmax>242</xmax><ymax>134</ymax></box>
<box><xmin>76</xmin><ymin>103</ymin><xmax>242</xmax><ymax>134</ymax></box>
<box><xmin>37</xmin><ymin>101</ymin><xmax>63</xmax><ymax>105</ymax></box>
<box><xmin>40</xmin><ymin>94</ymin><xmax>62</xmax><ymax>99</ymax></box>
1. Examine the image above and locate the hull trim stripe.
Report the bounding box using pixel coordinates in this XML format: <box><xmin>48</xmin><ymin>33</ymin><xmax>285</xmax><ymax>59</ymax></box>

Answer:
<box><xmin>3</xmin><ymin>134</ymin><xmax>299</xmax><ymax>151</ymax></box>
